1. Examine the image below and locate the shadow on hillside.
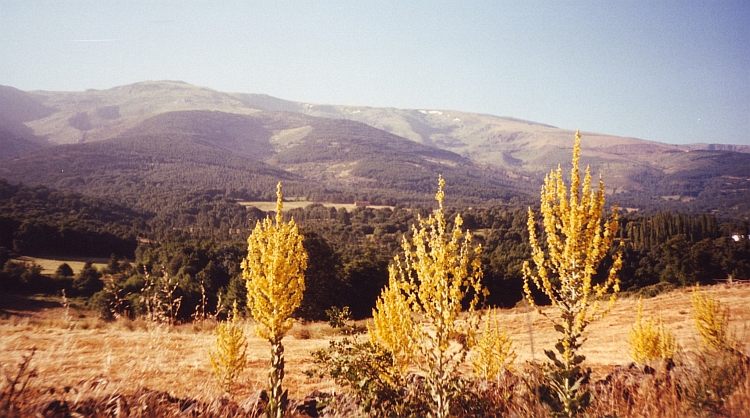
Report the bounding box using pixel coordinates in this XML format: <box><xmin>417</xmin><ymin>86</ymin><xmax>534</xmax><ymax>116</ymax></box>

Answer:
<box><xmin>0</xmin><ymin>293</ymin><xmax>60</xmax><ymax>317</ymax></box>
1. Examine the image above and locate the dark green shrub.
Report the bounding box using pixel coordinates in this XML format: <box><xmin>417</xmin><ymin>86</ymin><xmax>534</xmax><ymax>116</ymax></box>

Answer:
<box><xmin>307</xmin><ymin>337</ymin><xmax>428</xmax><ymax>417</ymax></box>
<box><xmin>54</xmin><ymin>263</ymin><xmax>74</xmax><ymax>279</ymax></box>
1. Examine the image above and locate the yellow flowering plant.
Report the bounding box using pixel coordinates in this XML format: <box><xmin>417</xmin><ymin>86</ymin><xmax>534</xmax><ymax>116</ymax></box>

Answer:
<box><xmin>371</xmin><ymin>176</ymin><xmax>486</xmax><ymax>418</ymax></box>
<box><xmin>691</xmin><ymin>285</ymin><xmax>734</xmax><ymax>352</ymax></box>
<box><xmin>209</xmin><ymin>301</ymin><xmax>248</xmax><ymax>395</ymax></box>
<box><xmin>628</xmin><ymin>298</ymin><xmax>678</xmax><ymax>363</ymax></box>
<box><xmin>522</xmin><ymin>131</ymin><xmax>622</xmax><ymax>417</ymax></box>
<box><xmin>242</xmin><ymin>182</ymin><xmax>307</xmax><ymax>418</ymax></box>
<box><xmin>472</xmin><ymin>310</ymin><xmax>516</xmax><ymax>380</ymax></box>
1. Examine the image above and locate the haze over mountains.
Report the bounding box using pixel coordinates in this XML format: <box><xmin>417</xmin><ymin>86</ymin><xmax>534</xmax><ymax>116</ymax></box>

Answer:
<box><xmin>1</xmin><ymin>81</ymin><xmax>749</xmax><ymax>218</ymax></box>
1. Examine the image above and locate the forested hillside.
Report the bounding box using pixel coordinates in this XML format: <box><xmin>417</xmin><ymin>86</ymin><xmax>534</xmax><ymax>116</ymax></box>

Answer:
<box><xmin>2</xmin><ymin>176</ymin><xmax>749</xmax><ymax>324</ymax></box>
<box><xmin>0</xmin><ymin>180</ymin><xmax>138</xmax><ymax>257</ymax></box>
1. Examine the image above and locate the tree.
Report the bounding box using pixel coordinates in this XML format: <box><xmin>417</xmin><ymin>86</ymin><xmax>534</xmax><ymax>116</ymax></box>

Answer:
<box><xmin>241</xmin><ymin>182</ymin><xmax>308</xmax><ymax>418</ymax></box>
<box><xmin>73</xmin><ymin>261</ymin><xmax>103</xmax><ymax>297</ymax></box>
<box><xmin>522</xmin><ymin>131</ymin><xmax>622</xmax><ymax>417</ymax></box>
<box><xmin>296</xmin><ymin>228</ymin><xmax>345</xmax><ymax>321</ymax></box>
<box><xmin>55</xmin><ymin>263</ymin><xmax>74</xmax><ymax>279</ymax></box>
<box><xmin>371</xmin><ymin>176</ymin><xmax>485</xmax><ymax>418</ymax></box>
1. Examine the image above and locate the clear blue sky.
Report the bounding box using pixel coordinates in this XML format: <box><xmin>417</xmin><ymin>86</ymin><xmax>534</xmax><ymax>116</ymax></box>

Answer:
<box><xmin>2</xmin><ymin>1</ymin><xmax>748</xmax><ymax>145</ymax></box>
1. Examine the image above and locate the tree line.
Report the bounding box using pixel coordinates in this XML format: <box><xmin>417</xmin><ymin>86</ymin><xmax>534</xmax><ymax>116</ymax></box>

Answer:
<box><xmin>2</xmin><ymin>178</ymin><xmax>749</xmax><ymax>322</ymax></box>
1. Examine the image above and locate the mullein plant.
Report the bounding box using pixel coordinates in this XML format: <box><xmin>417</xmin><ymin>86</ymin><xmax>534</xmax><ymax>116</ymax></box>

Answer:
<box><xmin>371</xmin><ymin>176</ymin><xmax>486</xmax><ymax>418</ymax></box>
<box><xmin>242</xmin><ymin>182</ymin><xmax>308</xmax><ymax>418</ymax></box>
<box><xmin>522</xmin><ymin>131</ymin><xmax>622</xmax><ymax>417</ymax></box>
<box><xmin>472</xmin><ymin>310</ymin><xmax>517</xmax><ymax>380</ymax></box>
<box><xmin>628</xmin><ymin>298</ymin><xmax>678</xmax><ymax>363</ymax></box>
<box><xmin>690</xmin><ymin>285</ymin><xmax>734</xmax><ymax>352</ymax></box>
<box><xmin>684</xmin><ymin>285</ymin><xmax>746</xmax><ymax>414</ymax></box>
<box><xmin>209</xmin><ymin>301</ymin><xmax>248</xmax><ymax>395</ymax></box>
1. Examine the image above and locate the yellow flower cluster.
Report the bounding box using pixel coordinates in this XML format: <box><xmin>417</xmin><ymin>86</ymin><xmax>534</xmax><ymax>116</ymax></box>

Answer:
<box><xmin>522</xmin><ymin>130</ymin><xmax>622</xmax><ymax>350</ymax></box>
<box><xmin>472</xmin><ymin>310</ymin><xmax>516</xmax><ymax>379</ymax></box>
<box><xmin>242</xmin><ymin>182</ymin><xmax>308</xmax><ymax>342</ymax></box>
<box><xmin>628</xmin><ymin>298</ymin><xmax>678</xmax><ymax>363</ymax></box>
<box><xmin>371</xmin><ymin>175</ymin><xmax>486</xmax><ymax>418</ymax></box>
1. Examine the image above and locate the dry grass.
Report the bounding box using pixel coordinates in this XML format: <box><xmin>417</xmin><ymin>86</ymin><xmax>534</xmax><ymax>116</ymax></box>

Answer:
<box><xmin>1</xmin><ymin>284</ymin><xmax>749</xmax><ymax>416</ymax></box>
<box><xmin>501</xmin><ymin>284</ymin><xmax>750</xmax><ymax>376</ymax></box>
<box><xmin>0</xmin><ymin>317</ymin><xmax>337</xmax><ymax>405</ymax></box>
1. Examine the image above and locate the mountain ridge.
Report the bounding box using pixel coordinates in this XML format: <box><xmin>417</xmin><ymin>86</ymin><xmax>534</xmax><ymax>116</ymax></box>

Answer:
<box><xmin>1</xmin><ymin>81</ymin><xmax>749</xmax><ymax>218</ymax></box>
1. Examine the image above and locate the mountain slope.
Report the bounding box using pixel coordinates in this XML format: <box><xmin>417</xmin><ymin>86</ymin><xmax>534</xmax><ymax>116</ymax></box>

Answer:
<box><xmin>1</xmin><ymin>81</ymin><xmax>749</xmax><ymax>217</ymax></box>
<box><xmin>3</xmin><ymin>81</ymin><xmax>259</xmax><ymax>146</ymax></box>
<box><xmin>0</xmin><ymin>109</ymin><xmax>525</xmax><ymax>209</ymax></box>
<box><xmin>0</xmin><ymin>128</ymin><xmax>308</xmax><ymax>213</ymax></box>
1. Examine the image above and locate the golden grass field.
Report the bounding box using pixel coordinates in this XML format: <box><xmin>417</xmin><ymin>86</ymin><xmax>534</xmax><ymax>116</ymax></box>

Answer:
<box><xmin>1</xmin><ymin>284</ymin><xmax>749</xmax><ymax>412</ymax></box>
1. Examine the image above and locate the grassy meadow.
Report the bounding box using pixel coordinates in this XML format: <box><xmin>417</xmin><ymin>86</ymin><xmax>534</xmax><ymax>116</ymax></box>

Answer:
<box><xmin>16</xmin><ymin>256</ymin><xmax>109</xmax><ymax>276</ymax></box>
<box><xmin>2</xmin><ymin>284</ymin><xmax>750</xmax><ymax>416</ymax></box>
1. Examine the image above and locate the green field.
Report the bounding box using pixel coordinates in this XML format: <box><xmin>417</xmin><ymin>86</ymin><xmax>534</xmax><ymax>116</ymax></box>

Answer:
<box><xmin>16</xmin><ymin>256</ymin><xmax>109</xmax><ymax>276</ymax></box>
<box><xmin>238</xmin><ymin>200</ymin><xmax>394</xmax><ymax>212</ymax></box>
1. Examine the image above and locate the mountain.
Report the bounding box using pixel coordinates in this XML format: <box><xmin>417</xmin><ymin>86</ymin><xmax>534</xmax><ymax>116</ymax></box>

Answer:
<box><xmin>0</xmin><ymin>86</ymin><xmax>53</xmax><ymax>159</ymax></box>
<box><xmin>232</xmin><ymin>94</ymin><xmax>750</xmax><ymax>195</ymax></box>
<box><xmin>0</xmin><ymin>108</ymin><xmax>522</xmax><ymax>212</ymax></box>
<box><xmin>1</xmin><ymin>81</ymin><xmax>749</xmax><ymax>218</ymax></box>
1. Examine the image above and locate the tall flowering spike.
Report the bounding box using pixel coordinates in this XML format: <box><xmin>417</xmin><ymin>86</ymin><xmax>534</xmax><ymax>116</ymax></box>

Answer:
<box><xmin>522</xmin><ymin>131</ymin><xmax>622</xmax><ymax>417</ymax></box>
<box><xmin>436</xmin><ymin>174</ymin><xmax>446</xmax><ymax>211</ymax></box>
<box><xmin>241</xmin><ymin>181</ymin><xmax>307</xmax><ymax>418</ymax></box>
<box><xmin>243</xmin><ymin>181</ymin><xmax>307</xmax><ymax>340</ymax></box>
<box><xmin>372</xmin><ymin>176</ymin><xmax>485</xmax><ymax>418</ymax></box>
<box><xmin>275</xmin><ymin>181</ymin><xmax>283</xmax><ymax>225</ymax></box>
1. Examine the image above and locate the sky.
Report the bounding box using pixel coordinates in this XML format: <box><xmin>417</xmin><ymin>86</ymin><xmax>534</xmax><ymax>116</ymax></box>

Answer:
<box><xmin>1</xmin><ymin>1</ymin><xmax>749</xmax><ymax>145</ymax></box>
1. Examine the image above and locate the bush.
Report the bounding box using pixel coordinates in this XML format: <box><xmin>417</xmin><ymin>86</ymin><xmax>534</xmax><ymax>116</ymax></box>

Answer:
<box><xmin>308</xmin><ymin>337</ymin><xmax>428</xmax><ymax>417</ymax></box>
<box><xmin>72</xmin><ymin>262</ymin><xmax>103</xmax><ymax>297</ymax></box>
<box><xmin>0</xmin><ymin>260</ymin><xmax>51</xmax><ymax>294</ymax></box>
<box><xmin>54</xmin><ymin>263</ymin><xmax>74</xmax><ymax>279</ymax></box>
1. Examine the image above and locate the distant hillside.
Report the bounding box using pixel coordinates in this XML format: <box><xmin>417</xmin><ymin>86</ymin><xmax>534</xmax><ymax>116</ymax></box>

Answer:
<box><xmin>1</xmin><ymin>81</ymin><xmax>749</xmax><ymax>218</ymax></box>
<box><xmin>2</xmin><ymin>81</ymin><xmax>258</xmax><ymax>146</ymax></box>
<box><xmin>0</xmin><ymin>109</ymin><xmax>525</xmax><ymax>211</ymax></box>
<box><xmin>0</xmin><ymin>125</ymin><xmax>309</xmax><ymax>214</ymax></box>
<box><xmin>0</xmin><ymin>86</ymin><xmax>52</xmax><ymax>159</ymax></box>
<box><xmin>0</xmin><ymin>127</ymin><xmax>45</xmax><ymax>160</ymax></box>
